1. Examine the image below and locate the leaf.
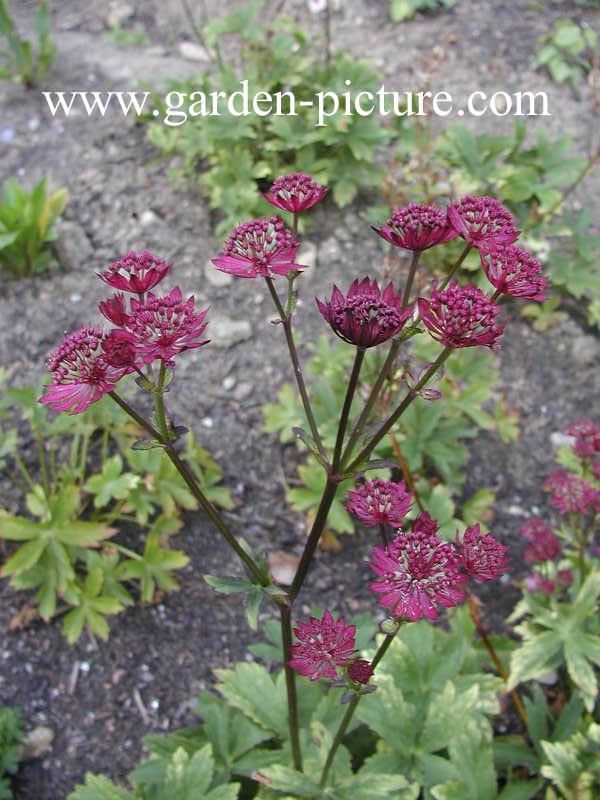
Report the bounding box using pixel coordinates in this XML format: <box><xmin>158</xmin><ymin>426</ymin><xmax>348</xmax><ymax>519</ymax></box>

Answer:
<box><xmin>215</xmin><ymin>663</ymin><xmax>288</xmax><ymax>738</ymax></box>
<box><xmin>68</xmin><ymin>773</ymin><xmax>134</xmax><ymax>799</ymax></box>
<box><xmin>507</xmin><ymin>630</ymin><xmax>563</xmax><ymax>690</ymax></box>
<box><xmin>84</xmin><ymin>455</ymin><xmax>140</xmax><ymax>509</ymax></box>
<box><xmin>118</xmin><ymin>534</ymin><xmax>189</xmax><ymax>602</ymax></box>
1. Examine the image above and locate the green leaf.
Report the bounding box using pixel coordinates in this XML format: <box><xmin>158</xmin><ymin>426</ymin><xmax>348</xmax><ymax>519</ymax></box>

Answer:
<box><xmin>203</xmin><ymin>575</ymin><xmax>256</xmax><ymax>594</ymax></box>
<box><xmin>68</xmin><ymin>773</ymin><xmax>135</xmax><ymax>799</ymax></box>
<box><xmin>216</xmin><ymin>663</ymin><xmax>288</xmax><ymax>738</ymax></box>
<box><xmin>85</xmin><ymin>455</ymin><xmax>140</xmax><ymax>509</ymax></box>
<box><xmin>507</xmin><ymin>630</ymin><xmax>563</xmax><ymax>690</ymax></box>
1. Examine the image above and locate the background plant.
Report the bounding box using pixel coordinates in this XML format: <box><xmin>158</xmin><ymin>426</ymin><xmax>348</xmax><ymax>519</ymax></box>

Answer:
<box><xmin>0</xmin><ymin>177</ymin><xmax>68</xmax><ymax>278</ymax></box>
<box><xmin>0</xmin><ymin>0</ymin><xmax>55</xmax><ymax>87</ymax></box>
<box><xmin>0</xmin><ymin>370</ymin><xmax>232</xmax><ymax>643</ymax></box>
<box><xmin>145</xmin><ymin>1</ymin><xmax>396</xmax><ymax>235</ymax></box>
<box><xmin>390</xmin><ymin>0</ymin><xmax>456</xmax><ymax>23</ymax></box>
<box><xmin>386</xmin><ymin>119</ymin><xmax>600</xmax><ymax>328</ymax></box>
<box><xmin>0</xmin><ymin>708</ymin><xmax>24</xmax><ymax>800</ymax></box>
<box><xmin>531</xmin><ymin>18</ymin><xmax>597</xmax><ymax>87</ymax></box>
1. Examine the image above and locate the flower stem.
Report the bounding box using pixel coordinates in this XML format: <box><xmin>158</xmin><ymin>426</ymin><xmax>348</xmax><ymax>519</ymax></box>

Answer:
<box><xmin>341</xmin><ymin>339</ymin><xmax>400</xmax><ymax>464</ymax></box>
<box><xmin>345</xmin><ymin>346</ymin><xmax>452</xmax><ymax>473</ymax></box>
<box><xmin>108</xmin><ymin>391</ymin><xmax>267</xmax><ymax>587</ymax></box>
<box><xmin>378</xmin><ymin>522</ymin><xmax>388</xmax><ymax>548</ymax></box>
<box><xmin>280</xmin><ymin>603</ymin><xmax>303</xmax><ymax>771</ymax></box>
<box><xmin>319</xmin><ymin>627</ymin><xmax>400</xmax><ymax>788</ymax></box>
<box><xmin>332</xmin><ymin>348</ymin><xmax>365</xmax><ymax>472</ymax></box>
<box><xmin>466</xmin><ymin>592</ymin><xmax>528</xmax><ymax>729</ymax></box>
<box><xmin>402</xmin><ymin>250</ymin><xmax>422</xmax><ymax>310</ymax></box>
<box><xmin>265</xmin><ymin>276</ymin><xmax>327</xmax><ymax>460</ymax></box>
<box><xmin>388</xmin><ymin>431</ymin><xmax>425</xmax><ymax>513</ymax></box>
<box><xmin>154</xmin><ymin>361</ymin><xmax>170</xmax><ymax>440</ymax></box>
<box><xmin>289</xmin><ymin>476</ymin><xmax>338</xmax><ymax>603</ymax></box>
<box><xmin>439</xmin><ymin>242</ymin><xmax>472</xmax><ymax>290</ymax></box>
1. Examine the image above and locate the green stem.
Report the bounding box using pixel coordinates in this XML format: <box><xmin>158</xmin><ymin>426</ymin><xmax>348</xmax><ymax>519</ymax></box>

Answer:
<box><xmin>280</xmin><ymin>604</ymin><xmax>303</xmax><ymax>771</ymax></box>
<box><xmin>346</xmin><ymin>346</ymin><xmax>452</xmax><ymax>473</ymax></box>
<box><xmin>402</xmin><ymin>250</ymin><xmax>421</xmax><ymax>310</ymax></box>
<box><xmin>265</xmin><ymin>276</ymin><xmax>327</xmax><ymax>460</ymax></box>
<box><xmin>155</xmin><ymin>361</ymin><xmax>170</xmax><ymax>440</ymax></box>
<box><xmin>35</xmin><ymin>430</ymin><xmax>49</xmax><ymax>498</ymax></box>
<box><xmin>319</xmin><ymin>628</ymin><xmax>399</xmax><ymax>788</ymax></box>
<box><xmin>289</xmin><ymin>476</ymin><xmax>338</xmax><ymax>603</ymax></box>
<box><xmin>439</xmin><ymin>242</ymin><xmax>472</xmax><ymax>290</ymax></box>
<box><xmin>11</xmin><ymin>450</ymin><xmax>37</xmax><ymax>493</ymax></box>
<box><xmin>108</xmin><ymin>391</ymin><xmax>267</xmax><ymax>587</ymax></box>
<box><xmin>341</xmin><ymin>339</ymin><xmax>400</xmax><ymax>465</ymax></box>
<box><xmin>332</xmin><ymin>348</ymin><xmax>365</xmax><ymax>472</ymax></box>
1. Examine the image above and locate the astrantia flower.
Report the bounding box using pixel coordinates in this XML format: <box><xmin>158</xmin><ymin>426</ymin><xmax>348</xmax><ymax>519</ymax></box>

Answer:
<box><xmin>98</xmin><ymin>251</ymin><xmax>170</xmax><ymax>294</ymax></box>
<box><xmin>480</xmin><ymin>243</ymin><xmax>548</xmax><ymax>301</ymax></box>
<box><xmin>373</xmin><ymin>203</ymin><xmax>457</xmax><ymax>252</ymax></box>
<box><xmin>457</xmin><ymin>524</ymin><xmax>509</xmax><ymax>582</ymax></box>
<box><xmin>565</xmin><ymin>418</ymin><xmax>600</xmax><ymax>458</ymax></box>
<box><xmin>345</xmin><ymin>479</ymin><xmax>413</xmax><ymax>527</ymax></box>
<box><xmin>40</xmin><ymin>327</ymin><xmax>127</xmax><ymax>414</ymax></box>
<box><xmin>212</xmin><ymin>216</ymin><xmax>303</xmax><ymax>278</ymax></box>
<box><xmin>524</xmin><ymin>573</ymin><xmax>555</xmax><ymax>595</ymax></box>
<box><xmin>418</xmin><ymin>281</ymin><xmax>504</xmax><ymax>349</ymax></box>
<box><xmin>412</xmin><ymin>511</ymin><xmax>439</xmax><ymax>536</ymax></box>
<box><xmin>101</xmin><ymin>329</ymin><xmax>139</xmax><ymax>370</ymax></box>
<box><xmin>261</xmin><ymin>173</ymin><xmax>328</xmax><ymax>213</ymax></box>
<box><xmin>317</xmin><ymin>278</ymin><xmax>411</xmax><ymax>349</ymax></box>
<box><xmin>99</xmin><ymin>293</ymin><xmax>129</xmax><ymax>326</ymax></box>
<box><xmin>347</xmin><ymin>659</ymin><xmax>373</xmax><ymax>685</ymax></box>
<box><xmin>289</xmin><ymin>610</ymin><xmax>356</xmax><ymax>681</ymax></box>
<box><xmin>369</xmin><ymin>530</ymin><xmax>466</xmax><ymax>621</ymax></box>
<box><xmin>543</xmin><ymin>471</ymin><xmax>600</xmax><ymax>515</ymax></box>
<box><xmin>521</xmin><ymin>518</ymin><xmax>561</xmax><ymax>563</ymax></box>
<box><xmin>448</xmin><ymin>195</ymin><xmax>519</xmax><ymax>248</ymax></box>
<box><xmin>127</xmin><ymin>287</ymin><xmax>209</xmax><ymax>366</ymax></box>
<box><xmin>557</xmin><ymin>569</ymin><xmax>574</xmax><ymax>588</ymax></box>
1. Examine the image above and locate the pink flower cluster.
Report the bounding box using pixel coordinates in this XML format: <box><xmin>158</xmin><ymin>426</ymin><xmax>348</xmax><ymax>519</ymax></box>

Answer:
<box><xmin>345</xmin><ymin>479</ymin><xmax>413</xmax><ymax>528</ymax></box>
<box><xmin>368</xmin><ymin>514</ymin><xmax>507</xmax><ymax>622</ymax></box>
<box><xmin>522</xmin><ymin>419</ymin><xmax>600</xmax><ymax>596</ymax></box>
<box><xmin>289</xmin><ymin>609</ymin><xmax>372</xmax><ymax>684</ymax></box>
<box><xmin>41</xmin><ymin>251</ymin><xmax>209</xmax><ymax>414</ymax></box>
<box><xmin>316</xmin><ymin>279</ymin><xmax>412</xmax><ymax>349</ymax></box>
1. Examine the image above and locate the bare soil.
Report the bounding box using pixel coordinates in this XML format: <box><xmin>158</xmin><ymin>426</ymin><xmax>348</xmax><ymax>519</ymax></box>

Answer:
<box><xmin>0</xmin><ymin>1</ymin><xmax>599</xmax><ymax>798</ymax></box>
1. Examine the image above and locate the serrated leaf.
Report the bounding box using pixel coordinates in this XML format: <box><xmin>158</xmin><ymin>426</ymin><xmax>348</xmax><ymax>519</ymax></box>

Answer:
<box><xmin>68</xmin><ymin>773</ymin><xmax>134</xmax><ymax>799</ymax></box>
<box><xmin>216</xmin><ymin>663</ymin><xmax>288</xmax><ymax>738</ymax></box>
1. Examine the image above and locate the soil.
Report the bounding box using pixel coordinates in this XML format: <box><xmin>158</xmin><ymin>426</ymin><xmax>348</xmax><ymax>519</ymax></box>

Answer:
<box><xmin>0</xmin><ymin>1</ymin><xmax>599</xmax><ymax>798</ymax></box>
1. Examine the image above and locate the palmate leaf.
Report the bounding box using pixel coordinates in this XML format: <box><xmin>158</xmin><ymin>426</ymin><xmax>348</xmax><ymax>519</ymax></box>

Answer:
<box><xmin>62</xmin><ymin>569</ymin><xmax>125</xmax><ymax>643</ymax></box>
<box><xmin>84</xmin><ymin>454</ymin><xmax>140</xmax><ymax>509</ymax></box>
<box><xmin>508</xmin><ymin>572</ymin><xmax>600</xmax><ymax>709</ymax></box>
<box><xmin>68</xmin><ymin>773</ymin><xmax>136</xmax><ymax>800</ymax></box>
<box><xmin>215</xmin><ymin>663</ymin><xmax>288</xmax><ymax>739</ymax></box>
<box><xmin>117</xmin><ymin>533</ymin><xmax>189</xmax><ymax>603</ymax></box>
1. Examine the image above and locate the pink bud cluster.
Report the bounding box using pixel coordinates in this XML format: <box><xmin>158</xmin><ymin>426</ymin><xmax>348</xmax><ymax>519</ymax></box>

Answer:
<box><xmin>41</xmin><ymin>251</ymin><xmax>209</xmax><ymax>414</ymax></box>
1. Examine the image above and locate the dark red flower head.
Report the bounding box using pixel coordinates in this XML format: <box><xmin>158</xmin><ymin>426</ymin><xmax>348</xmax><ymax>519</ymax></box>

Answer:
<box><xmin>261</xmin><ymin>173</ymin><xmax>328</xmax><ymax>213</ymax></box>
<box><xmin>457</xmin><ymin>524</ymin><xmax>509</xmax><ymax>582</ymax></box>
<box><xmin>345</xmin><ymin>479</ymin><xmax>413</xmax><ymax>527</ymax></box>
<box><xmin>126</xmin><ymin>287</ymin><xmax>209</xmax><ymax>366</ymax></box>
<box><xmin>347</xmin><ymin>659</ymin><xmax>373</xmax><ymax>685</ymax></box>
<box><xmin>289</xmin><ymin>610</ymin><xmax>356</xmax><ymax>682</ymax></box>
<box><xmin>98</xmin><ymin>251</ymin><xmax>171</xmax><ymax>294</ymax></box>
<box><xmin>543</xmin><ymin>471</ymin><xmax>600</xmax><ymax>515</ymax></box>
<box><xmin>369</xmin><ymin>529</ymin><xmax>466</xmax><ymax>621</ymax></box>
<box><xmin>212</xmin><ymin>216</ymin><xmax>303</xmax><ymax>278</ymax></box>
<box><xmin>40</xmin><ymin>327</ymin><xmax>128</xmax><ymax>414</ymax></box>
<box><xmin>448</xmin><ymin>195</ymin><xmax>519</xmax><ymax>249</ymax></box>
<box><xmin>317</xmin><ymin>278</ymin><xmax>411</xmax><ymax>349</ymax></box>
<box><xmin>565</xmin><ymin>419</ymin><xmax>600</xmax><ymax>458</ymax></box>
<box><xmin>373</xmin><ymin>203</ymin><xmax>457</xmax><ymax>252</ymax></box>
<box><xmin>480</xmin><ymin>243</ymin><xmax>548</xmax><ymax>301</ymax></box>
<box><xmin>418</xmin><ymin>281</ymin><xmax>504</xmax><ymax>349</ymax></box>
<box><xmin>101</xmin><ymin>329</ymin><xmax>138</xmax><ymax>370</ymax></box>
<box><xmin>521</xmin><ymin>518</ymin><xmax>561</xmax><ymax>563</ymax></box>
<box><xmin>99</xmin><ymin>293</ymin><xmax>129</xmax><ymax>326</ymax></box>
